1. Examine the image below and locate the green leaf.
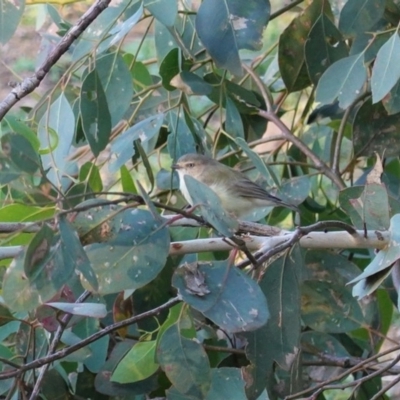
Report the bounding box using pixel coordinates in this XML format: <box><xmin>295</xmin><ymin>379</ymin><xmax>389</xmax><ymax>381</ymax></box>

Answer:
<box><xmin>4</xmin><ymin>115</ymin><xmax>40</xmax><ymax>150</ymax></box>
<box><xmin>339</xmin><ymin>186</ymin><xmax>365</xmax><ymax>228</ymax></box>
<box><xmin>243</xmin><ymin>246</ymin><xmax>301</xmax><ymax>399</ymax></box>
<box><xmin>71</xmin><ymin>0</ymin><xmax>127</xmax><ymax>60</ymax></box>
<box><xmin>46</xmin><ymin>302</ymin><xmax>107</xmax><ymax>318</ymax></box>
<box><xmin>174</xmin><ymin>71</ymin><xmax>213</xmax><ymax>95</ymax></box>
<box><xmin>172</xmin><ymin>260</ymin><xmax>269</xmax><ymax>333</ymax></box>
<box><xmin>79</xmin><ymin>162</ymin><xmax>103</xmax><ymax>192</ymax></box>
<box><xmin>95</xmin><ymin>53</ymin><xmax>134</xmax><ymax>127</ymax></box>
<box><xmin>157</xmin><ymin>324</ymin><xmax>211</xmax><ymax>398</ymax></box>
<box><xmin>97</xmin><ymin>1</ymin><xmax>143</xmax><ymax>54</ymax></box>
<box><xmin>80</xmin><ymin>69</ymin><xmax>111</xmax><ymax>156</ymax></box>
<box><xmin>305</xmin><ymin>14</ymin><xmax>348</xmax><ymax>84</ymax></box>
<box><xmin>235</xmin><ymin>137</ymin><xmax>277</xmax><ymax>187</ymax></box>
<box><xmin>304</xmin><ymin>250</ymin><xmax>362</xmax><ymax>284</ymax></box>
<box><xmin>135</xmin><ymin>140</ymin><xmax>154</xmax><ymax>193</ymax></box>
<box><xmin>382</xmin><ymin>79</ymin><xmax>400</xmax><ymax>115</ymax></box>
<box><xmin>362</xmin><ymin>183</ymin><xmax>390</xmax><ymax>230</ymax></box>
<box><xmin>155</xmin><ymin>16</ymin><xmax>204</xmax><ymax>64</ymax></box>
<box><xmin>160</xmin><ymin>48</ymin><xmax>181</xmax><ymax>91</ymax></box>
<box><xmin>95</xmin><ymin>342</ymin><xmax>158</xmax><ymax>396</ymax></box>
<box><xmin>70</xmin><ymin>200</ymin><xmax>125</xmax><ymax>244</ymax></box>
<box><xmin>196</xmin><ymin>0</ymin><xmax>271</xmax><ymax>76</ymax></box>
<box><xmin>59</xmin><ymin>217</ymin><xmax>98</xmax><ymax>291</ymax></box>
<box><xmin>120</xmin><ymin>165</ymin><xmax>136</xmax><ymax>193</ymax></box>
<box><xmin>111</xmin><ymin>340</ymin><xmax>159</xmax><ymax>383</ymax></box>
<box><xmin>183</xmin><ymin>176</ymin><xmax>239</xmax><ymax>236</ymax></box>
<box><xmin>0</xmin><ymin>0</ymin><xmax>25</xmax><ymax>44</ymax></box>
<box><xmin>371</xmin><ymin>33</ymin><xmax>400</xmax><ymax>103</ymax></box>
<box><xmin>339</xmin><ymin>0</ymin><xmax>385</xmax><ymax>37</ymax></box>
<box><xmin>109</xmin><ymin>114</ymin><xmax>163</xmax><ymax>173</ymax></box>
<box><xmin>205</xmin><ymin>368</ymin><xmax>246</xmax><ymax>400</ymax></box>
<box><xmin>167</xmin><ymin>112</ymin><xmax>198</xmax><ymax>162</ymax></box>
<box><xmin>38</xmin><ymin>93</ymin><xmax>75</xmax><ymax>187</ymax></box>
<box><xmin>1</xmin><ymin>132</ymin><xmax>41</xmax><ymax>174</ymax></box>
<box><xmin>4</xmin><ymin>251</ymin><xmax>57</xmax><ymax>312</ymax></box>
<box><xmin>279</xmin><ymin>0</ymin><xmax>331</xmax><ymax>92</ymax></box>
<box><xmin>84</xmin><ymin>209</ymin><xmax>170</xmax><ymax>294</ymax></box>
<box><xmin>225</xmin><ymin>97</ymin><xmax>244</xmax><ymax>139</ymax></box>
<box><xmin>204</xmin><ymin>72</ymin><xmax>261</xmax><ymax>113</ymax></box>
<box><xmin>23</xmin><ymin>224</ymin><xmax>55</xmax><ymax>280</ymax></box>
<box><xmin>279</xmin><ymin>176</ymin><xmax>311</xmax><ymax>206</ymax></box>
<box><xmin>353</xmin><ymin>100</ymin><xmax>400</xmax><ymax>157</ymax></box>
<box><xmin>0</xmin><ymin>155</ymin><xmax>20</xmax><ymax>184</ymax></box>
<box><xmin>315</xmin><ymin>53</ymin><xmax>367</xmax><ymax>109</ymax></box>
<box><xmin>0</xmin><ymin>303</ymin><xmax>15</xmax><ymax>327</ymax></box>
<box><xmin>301</xmin><ymin>280</ymin><xmax>364</xmax><ymax>332</ymax></box>
<box><xmin>144</xmin><ymin>0</ymin><xmax>177</xmax><ymax>27</ymax></box>
<box><xmin>73</xmin><ymin>316</ymin><xmax>109</xmax><ymax>372</ymax></box>
<box><xmin>349</xmin><ymin>214</ymin><xmax>400</xmax><ymax>298</ymax></box>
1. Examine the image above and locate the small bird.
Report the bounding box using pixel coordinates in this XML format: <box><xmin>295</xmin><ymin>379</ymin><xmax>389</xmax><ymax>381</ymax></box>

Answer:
<box><xmin>172</xmin><ymin>153</ymin><xmax>298</xmax><ymax>219</ymax></box>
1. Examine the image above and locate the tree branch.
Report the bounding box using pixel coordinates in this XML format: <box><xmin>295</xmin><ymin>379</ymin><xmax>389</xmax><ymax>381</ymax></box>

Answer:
<box><xmin>0</xmin><ymin>297</ymin><xmax>181</xmax><ymax>380</ymax></box>
<box><xmin>0</xmin><ymin>0</ymin><xmax>112</xmax><ymax>121</ymax></box>
<box><xmin>29</xmin><ymin>291</ymin><xmax>91</xmax><ymax>400</ymax></box>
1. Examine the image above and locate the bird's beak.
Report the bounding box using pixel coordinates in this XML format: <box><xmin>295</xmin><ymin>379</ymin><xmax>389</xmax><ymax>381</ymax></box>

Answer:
<box><xmin>172</xmin><ymin>163</ymin><xmax>181</xmax><ymax>170</ymax></box>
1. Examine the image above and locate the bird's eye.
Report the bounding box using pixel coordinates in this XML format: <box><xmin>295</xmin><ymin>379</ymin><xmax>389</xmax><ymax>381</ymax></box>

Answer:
<box><xmin>187</xmin><ymin>163</ymin><xmax>195</xmax><ymax>168</ymax></box>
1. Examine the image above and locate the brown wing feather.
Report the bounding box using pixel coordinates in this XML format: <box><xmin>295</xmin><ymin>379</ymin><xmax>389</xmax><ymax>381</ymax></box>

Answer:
<box><xmin>234</xmin><ymin>177</ymin><xmax>283</xmax><ymax>202</ymax></box>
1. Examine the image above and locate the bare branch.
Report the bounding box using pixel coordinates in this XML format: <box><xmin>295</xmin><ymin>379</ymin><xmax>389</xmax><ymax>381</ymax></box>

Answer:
<box><xmin>29</xmin><ymin>291</ymin><xmax>91</xmax><ymax>400</ymax></box>
<box><xmin>0</xmin><ymin>0</ymin><xmax>112</xmax><ymax>120</ymax></box>
<box><xmin>0</xmin><ymin>297</ymin><xmax>181</xmax><ymax>380</ymax></box>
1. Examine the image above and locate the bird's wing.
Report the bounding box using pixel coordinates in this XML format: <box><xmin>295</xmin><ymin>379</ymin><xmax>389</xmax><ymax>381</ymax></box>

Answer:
<box><xmin>234</xmin><ymin>175</ymin><xmax>283</xmax><ymax>202</ymax></box>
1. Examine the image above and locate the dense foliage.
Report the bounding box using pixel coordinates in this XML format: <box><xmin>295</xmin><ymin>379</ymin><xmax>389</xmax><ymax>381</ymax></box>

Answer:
<box><xmin>1</xmin><ymin>0</ymin><xmax>400</xmax><ymax>398</ymax></box>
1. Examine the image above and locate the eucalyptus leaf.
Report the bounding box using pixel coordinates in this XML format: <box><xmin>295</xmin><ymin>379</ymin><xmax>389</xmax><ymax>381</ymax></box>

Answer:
<box><xmin>316</xmin><ymin>54</ymin><xmax>367</xmax><ymax>109</ymax></box>
<box><xmin>173</xmin><ymin>260</ymin><xmax>269</xmax><ymax>333</ymax></box>
<box><xmin>46</xmin><ymin>302</ymin><xmax>107</xmax><ymax>318</ymax></box>
<box><xmin>183</xmin><ymin>176</ymin><xmax>239</xmax><ymax>236</ymax></box>
<box><xmin>109</xmin><ymin>113</ymin><xmax>163</xmax><ymax>173</ymax></box>
<box><xmin>371</xmin><ymin>33</ymin><xmax>400</xmax><ymax>103</ymax></box>
<box><xmin>38</xmin><ymin>93</ymin><xmax>75</xmax><ymax>187</ymax></box>
<box><xmin>279</xmin><ymin>0</ymin><xmax>331</xmax><ymax>92</ymax></box>
<box><xmin>157</xmin><ymin>324</ymin><xmax>211</xmax><ymax>398</ymax></box>
<box><xmin>196</xmin><ymin>0</ymin><xmax>270</xmax><ymax>76</ymax></box>
<box><xmin>339</xmin><ymin>0</ymin><xmax>385</xmax><ymax>37</ymax></box>
<box><xmin>80</xmin><ymin>69</ymin><xmax>111</xmax><ymax>156</ymax></box>
<box><xmin>0</xmin><ymin>0</ymin><xmax>25</xmax><ymax>44</ymax></box>
<box><xmin>111</xmin><ymin>340</ymin><xmax>158</xmax><ymax>383</ymax></box>
<box><xmin>84</xmin><ymin>209</ymin><xmax>170</xmax><ymax>294</ymax></box>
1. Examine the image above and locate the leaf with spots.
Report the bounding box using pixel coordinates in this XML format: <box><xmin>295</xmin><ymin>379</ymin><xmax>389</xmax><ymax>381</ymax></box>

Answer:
<box><xmin>279</xmin><ymin>0</ymin><xmax>333</xmax><ymax>92</ymax></box>
<box><xmin>172</xmin><ymin>260</ymin><xmax>269</xmax><ymax>333</ymax></box>
<box><xmin>111</xmin><ymin>340</ymin><xmax>159</xmax><ymax>384</ymax></box>
<box><xmin>195</xmin><ymin>0</ymin><xmax>271</xmax><ymax>76</ymax></box>
<box><xmin>183</xmin><ymin>175</ymin><xmax>238</xmax><ymax>237</ymax></box>
<box><xmin>301</xmin><ymin>280</ymin><xmax>364</xmax><ymax>332</ymax></box>
<box><xmin>59</xmin><ymin>217</ymin><xmax>98</xmax><ymax>291</ymax></box>
<box><xmin>157</xmin><ymin>324</ymin><xmax>211</xmax><ymax>398</ymax></box>
<box><xmin>349</xmin><ymin>214</ymin><xmax>400</xmax><ymax>299</ymax></box>
<box><xmin>84</xmin><ymin>209</ymin><xmax>170</xmax><ymax>294</ymax></box>
<box><xmin>242</xmin><ymin>246</ymin><xmax>301</xmax><ymax>399</ymax></box>
<box><xmin>353</xmin><ymin>100</ymin><xmax>400</xmax><ymax>157</ymax></box>
<box><xmin>1</xmin><ymin>132</ymin><xmax>42</xmax><ymax>174</ymax></box>
<box><xmin>70</xmin><ymin>200</ymin><xmax>125</xmax><ymax>245</ymax></box>
<box><xmin>4</xmin><ymin>241</ymin><xmax>65</xmax><ymax>312</ymax></box>
<box><xmin>80</xmin><ymin>68</ymin><xmax>111</xmax><ymax>157</ymax></box>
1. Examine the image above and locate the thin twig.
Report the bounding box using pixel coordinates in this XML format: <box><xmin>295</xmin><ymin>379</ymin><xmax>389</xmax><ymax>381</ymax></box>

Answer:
<box><xmin>0</xmin><ymin>297</ymin><xmax>181</xmax><ymax>380</ymax></box>
<box><xmin>270</xmin><ymin>0</ymin><xmax>305</xmax><ymax>20</ymax></box>
<box><xmin>259</xmin><ymin>109</ymin><xmax>346</xmax><ymax>189</ymax></box>
<box><xmin>285</xmin><ymin>345</ymin><xmax>400</xmax><ymax>399</ymax></box>
<box><xmin>28</xmin><ymin>291</ymin><xmax>91</xmax><ymax>400</ymax></box>
<box><xmin>370</xmin><ymin>374</ymin><xmax>400</xmax><ymax>400</ymax></box>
